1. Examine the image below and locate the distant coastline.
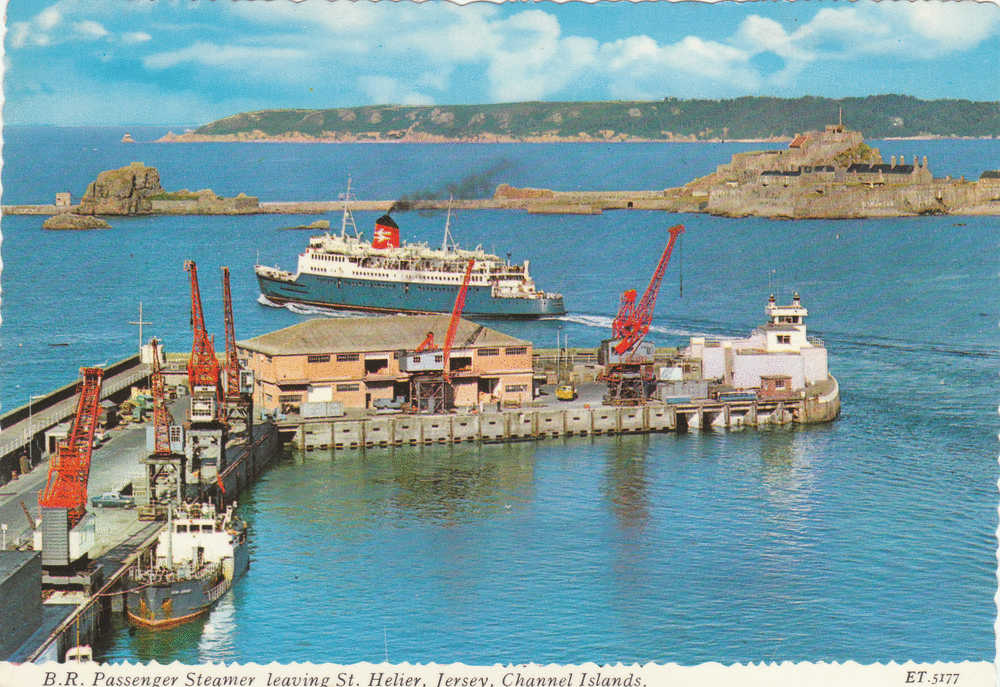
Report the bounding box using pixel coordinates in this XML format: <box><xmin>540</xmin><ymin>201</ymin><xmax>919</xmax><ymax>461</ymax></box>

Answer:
<box><xmin>158</xmin><ymin>96</ymin><xmax>1000</xmax><ymax>145</ymax></box>
<box><xmin>156</xmin><ymin>131</ymin><xmax>997</xmax><ymax>145</ymax></box>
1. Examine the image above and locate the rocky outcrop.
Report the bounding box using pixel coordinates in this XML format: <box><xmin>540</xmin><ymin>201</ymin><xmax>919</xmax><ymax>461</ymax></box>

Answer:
<box><xmin>43</xmin><ymin>213</ymin><xmax>111</xmax><ymax>230</ymax></box>
<box><xmin>78</xmin><ymin>162</ymin><xmax>163</xmax><ymax>215</ymax></box>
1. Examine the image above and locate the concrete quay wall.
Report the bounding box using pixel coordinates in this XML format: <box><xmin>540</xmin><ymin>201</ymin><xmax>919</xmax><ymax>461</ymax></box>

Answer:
<box><xmin>289</xmin><ymin>392</ymin><xmax>839</xmax><ymax>451</ymax></box>
<box><xmin>216</xmin><ymin>422</ymin><xmax>282</xmax><ymax>503</ymax></box>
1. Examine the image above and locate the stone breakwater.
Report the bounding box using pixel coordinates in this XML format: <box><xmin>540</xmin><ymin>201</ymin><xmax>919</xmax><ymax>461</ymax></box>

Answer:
<box><xmin>8</xmin><ymin>130</ymin><xmax>1000</xmax><ymax>220</ymax></box>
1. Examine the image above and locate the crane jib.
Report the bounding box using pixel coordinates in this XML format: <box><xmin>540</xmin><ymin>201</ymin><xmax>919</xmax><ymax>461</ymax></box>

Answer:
<box><xmin>613</xmin><ymin>224</ymin><xmax>685</xmax><ymax>357</ymax></box>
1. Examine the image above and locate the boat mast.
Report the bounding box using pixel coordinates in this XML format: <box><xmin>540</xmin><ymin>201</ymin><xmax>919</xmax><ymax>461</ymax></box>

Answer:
<box><xmin>166</xmin><ymin>497</ymin><xmax>173</xmax><ymax>571</ymax></box>
<box><xmin>441</xmin><ymin>195</ymin><xmax>456</xmax><ymax>253</ymax></box>
<box><xmin>340</xmin><ymin>176</ymin><xmax>359</xmax><ymax>239</ymax></box>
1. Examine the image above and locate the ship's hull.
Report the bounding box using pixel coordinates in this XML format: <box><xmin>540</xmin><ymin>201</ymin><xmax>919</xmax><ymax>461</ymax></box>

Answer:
<box><xmin>257</xmin><ymin>271</ymin><xmax>565</xmax><ymax>318</ymax></box>
<box><xmin>126</xmin><ymin>540</ymin><xmax>249</xmax><ymax>629</ymax></box>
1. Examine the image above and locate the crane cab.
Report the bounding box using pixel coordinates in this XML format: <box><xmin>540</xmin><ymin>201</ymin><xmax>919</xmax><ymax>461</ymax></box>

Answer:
<box><xmin>598</xmin><ymin>338</ymin><xmax>655</xmax><ymax>366</ymax></box>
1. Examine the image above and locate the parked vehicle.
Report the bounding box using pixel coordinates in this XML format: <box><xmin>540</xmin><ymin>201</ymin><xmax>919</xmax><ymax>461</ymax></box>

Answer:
<box><xmin>556</xmin><ymin>384</ymin><xmax>577</xmax><ymax>401</ymax></box>
<box><xmin>91</xmin><ymin>492</ymin><xmax>135</xmax><ymax>508</ymax></box>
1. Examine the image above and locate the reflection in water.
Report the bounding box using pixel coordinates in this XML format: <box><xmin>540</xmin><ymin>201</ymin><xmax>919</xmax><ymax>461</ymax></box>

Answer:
<box><xmin>603</xmin><ymin>434</ymin><xmax>651</xmax><ymax>532</ymax></box>
<box><xmin>385</xmin><ymin>443</ymin><xmax>538</xmax><ymax>526</ymax></box>
<box><xmin>112</xmin><ymin>615</ymin><xmax>209</xmax><ymax>663</ymax></box>
<box><xmin>198</xmin><ymin>594</ymin><xmax>237</xmax><ymax>661</ymax></box>
<box><xmin>236</xmin><ymin>442</ymin><xmax>539</xmax><ymax>540</ymax></box>
<box><xmin>759</xmin><ymin>427</ymin><xmax>818</xmax><ymax>522</ymax></box>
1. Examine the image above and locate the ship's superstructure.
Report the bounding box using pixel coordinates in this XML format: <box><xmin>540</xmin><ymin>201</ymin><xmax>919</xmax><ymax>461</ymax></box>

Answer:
<box><xmin>256</xmin><ymin>194</ymin><xmax>565</xmax><ymax>318</ymax></box>
<box><xmin>126</xmin><ymin>502</ymin><xmax>248</xmax><ymax>629</ymax></box>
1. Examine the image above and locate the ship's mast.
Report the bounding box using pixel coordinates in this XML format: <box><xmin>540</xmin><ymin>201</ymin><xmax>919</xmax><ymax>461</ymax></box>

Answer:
<box><xmin>166</xmin><ymin>493</ymin><xmax>173</xmax><ymax>571</ymax></box>
<box><xmin>340</xmin><ymin>176</ymin><xmax>359</xmax><ymax>239</ymax></box>
<box><xmin>441</xmin><ymin>195</ymin><xmax>456</xmax><ymax>253</ymax></box>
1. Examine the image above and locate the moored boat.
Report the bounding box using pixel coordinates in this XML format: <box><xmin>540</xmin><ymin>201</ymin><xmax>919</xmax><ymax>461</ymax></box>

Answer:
<box><xmin>126</xmin><ymin>502</ymin><xmax>248</xmax><ymax>629</ymax></box>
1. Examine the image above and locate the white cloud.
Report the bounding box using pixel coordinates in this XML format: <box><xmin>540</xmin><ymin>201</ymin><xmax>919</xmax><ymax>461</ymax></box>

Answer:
<box><xmin>357</xmin><ymin>76</ymin><xmax>434</xmax><ymax>106</ymax></box>
<box><xmin>467</xmin><ymin>10</ymin><xmax>597</xmax><ymax>102</ymax></box>
<box><xmin>122</xmin><ymin>32</ymin><xmax>152</xmax><ymax>45</ymax></box>
<box><xmin>733</xmin><ymin>16</ymin><xmax>807</xmax><ymax>62</ymax></box>
<box><xmin>36</xmin><ymin>7</ymin><xmax>62</xmax><ymax>31</ymax></box>
<box><xmin>901</xmin><ymin>3</ymin><xmax>1000</xmax><ymax>52</ymax></box>
<box><xmin>9</xmin><ymin>3</ymin><xmax>152</xmax><ymax>49</ymax></box>
<box><xmin>9</xmin><ymin>23</ymin><xmax>32</xmax><ymax>49</ymax></box>
<box><xmin>75</xmin><ymin>20</ymin><xmax>109</xmax><ymax>40</ymax></box>
<box><xmin>144</xmin><ymin>42</ymin><xmax>306</xmax><ymax>70</ymax></box>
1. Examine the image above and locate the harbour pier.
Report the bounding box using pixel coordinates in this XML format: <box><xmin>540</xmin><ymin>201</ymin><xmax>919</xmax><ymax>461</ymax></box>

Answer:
<box><xmin>0</xmin><ymin>354</ymin><xmax>152</xmax><ymax>485</ymax></box>
<box><xmin>283</xmin><ymin>376</ymin><xmax>840</xmax><ymax>452</ymax></box>
<box><xmin>0</xmin><ymin>362</ymin><xmax>281</xmax><ymax>662</ymax></box>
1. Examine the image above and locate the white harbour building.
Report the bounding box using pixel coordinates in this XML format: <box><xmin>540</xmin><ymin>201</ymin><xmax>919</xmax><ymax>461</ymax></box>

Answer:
<box><xmin>683</xmin><ymin>293</ymin><xmax>829</xmax><ymax>395</ymax></box>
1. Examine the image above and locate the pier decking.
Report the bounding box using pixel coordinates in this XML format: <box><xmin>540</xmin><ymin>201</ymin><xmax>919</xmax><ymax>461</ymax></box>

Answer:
<box><xmin>0</xmin><ymin>354</ymin><xmax>151</xmax><ymax>484</ymax></box>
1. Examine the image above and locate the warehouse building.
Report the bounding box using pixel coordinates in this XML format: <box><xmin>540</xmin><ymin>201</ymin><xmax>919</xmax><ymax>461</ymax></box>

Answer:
<box><xmin>238</xmin><ymin>315</ymin><xmax>534</xmax><ymax>413</ymax></box>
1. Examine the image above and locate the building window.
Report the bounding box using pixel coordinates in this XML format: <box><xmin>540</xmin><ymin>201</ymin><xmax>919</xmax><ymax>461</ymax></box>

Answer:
<box><xmin>777</xmin><ymin>335</ymin><xmax>791</xmax><ymax>345</ymax></box>
<box><xmin>307</xmin><ymin>354</ymin><xmax>330</xmax><ymax>364</ymax></box>
<box><xmin>478</xmin><ymin>348</ymin><xmax>500</xmax><ymax>357</ymax></box>
<box><xmin>279</xmin><ymin>394</ymin><xmax>302</xmax><ymax>403</ymax></box>
<box><xmin>505</xmin><ymin>384</ymin><xmax>528</xmax><ymax>393</ymax></box>
<box><xmin>336</xmin><ymin>383</ymin><xmax>360</xmax><ymax>392</ymax></box>
<box><xmin>505</xmin><ymin>347</ymin><xmax>528</xmax><ymax>356</ymax></box>
<box><xmin>336</xmin><ymin>353</ymin><xmax>360</xmax><ymax>362</ymax></box>
<box><xmin>775</xmin><ymin>379</ymin><xmax>786</xmax><ymax>388</ymax></box>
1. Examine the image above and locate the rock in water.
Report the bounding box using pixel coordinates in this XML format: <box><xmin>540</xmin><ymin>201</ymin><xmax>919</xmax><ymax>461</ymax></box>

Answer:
<box><xmin>78</xmin><ymin>161</ymin><xmax>164</xmax><ymax>215</ymax></box>
<box><xmin>43</xmin><ymin>213</ymin><xmax>111</xmax><ymax>230</ymax></box>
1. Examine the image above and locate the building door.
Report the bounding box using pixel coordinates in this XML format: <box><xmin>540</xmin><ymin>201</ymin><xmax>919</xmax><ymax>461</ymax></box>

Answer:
<box><xmin>365</xmin><ymin>393</ymin><xmax>371</xmax><ymax>408</ymax></box>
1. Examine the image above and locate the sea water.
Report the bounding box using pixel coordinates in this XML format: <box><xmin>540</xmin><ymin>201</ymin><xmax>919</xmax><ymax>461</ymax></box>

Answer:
<box><xmin>0</xmin><ymin>127</ymin><xmax>996</xmax><ymax>663</ymax></box>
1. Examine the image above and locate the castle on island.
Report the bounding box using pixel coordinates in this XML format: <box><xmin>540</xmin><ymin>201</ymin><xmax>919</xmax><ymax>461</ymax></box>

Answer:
<box><xmin>693</xmin><ymin>115</ymin><xmax>999</xmax><ymax>218</ymax></box>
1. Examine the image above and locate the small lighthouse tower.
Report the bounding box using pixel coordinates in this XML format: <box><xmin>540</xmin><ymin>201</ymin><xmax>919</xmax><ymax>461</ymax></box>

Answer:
<box><xmin>763</xmin><ymin>292</ymin><xmax>812</xmax><ymax>351</ymax></box>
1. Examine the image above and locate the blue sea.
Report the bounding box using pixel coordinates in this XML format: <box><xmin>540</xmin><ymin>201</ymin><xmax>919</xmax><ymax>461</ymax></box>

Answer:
<box><xmin>0</xmin><ymin>126</ymin><xmax>996</xmax><ymax>664</ymax></box>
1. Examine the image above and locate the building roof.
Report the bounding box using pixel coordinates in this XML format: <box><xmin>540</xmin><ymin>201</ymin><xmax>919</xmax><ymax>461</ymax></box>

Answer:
<box><xmin>238</xmin><ymin>314</ymin><xmax>529</xmax><ymax>356</ymax></box>
<box><xmin>0</xmin><ymin>551</ymin><xmax>40</xmax><ymax>585</ymax></box>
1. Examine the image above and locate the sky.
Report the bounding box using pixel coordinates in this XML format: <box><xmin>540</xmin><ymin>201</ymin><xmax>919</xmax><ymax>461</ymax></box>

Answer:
<box><xmin>2</xmin><ymin>0</ymin><xmax>999</xmax><ymax>127</ymax></box>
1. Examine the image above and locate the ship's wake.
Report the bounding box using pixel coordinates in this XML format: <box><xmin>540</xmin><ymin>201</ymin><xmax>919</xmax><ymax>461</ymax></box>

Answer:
<box><xmin>257</xmin><ymin>294</ymin><xmax>377</xmax><ymax>319</ymax></box>
<box><xmin>543</xmin><ymin>313</ymin><xmax>705</xmax><ymax>338</ymax></box>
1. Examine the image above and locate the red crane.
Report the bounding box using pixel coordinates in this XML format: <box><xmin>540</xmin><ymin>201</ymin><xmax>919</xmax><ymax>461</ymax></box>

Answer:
<box><xmin>149</xmin><ymin>338</ymin><xmax>173</xmax><ymax>456</ymax></box>
<box><xmin>408</xmin><ymin>259</ymin><xmax>475</xmax><ymax>375</ymax></box>
<box><xmin>442</xmin><ymin>259</ymin><xmax>475</xmax><ymax>382</ymax></box>
<box><xmin>221</xmin><ymin>266</ymin><xmax>241</xmax><ymax>401</ymax></box>
<box><xmin>185</xmin><ymin>260</ymin><xmax>220</xmax><ymax>391</ymax></box>
<box><xmin>611</xmin><ymin>224</ymin><xmax>685</xmax><ymax>357</ymax></box>
<box><xmin>39</xmin><ymin>367</ymin><xmax>103</xmax><ymax>528</ymax></box>
<box><xmin>415</xmin><ymin>331</ymin><xmax>436</xmax><ymax>353</ymax></box>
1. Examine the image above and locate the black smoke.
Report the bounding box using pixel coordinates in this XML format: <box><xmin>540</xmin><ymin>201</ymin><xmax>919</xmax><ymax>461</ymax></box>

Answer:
<box><xmin>389</xmin><ymin>160</ymin><xmax>515</xmax><ymax>214</ymax></box>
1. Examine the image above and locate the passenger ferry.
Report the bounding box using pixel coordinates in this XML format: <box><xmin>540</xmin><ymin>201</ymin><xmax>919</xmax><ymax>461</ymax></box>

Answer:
<box><xmin>255</xmin><ymin>186</ymin><xmax>565</xmax><ymax>318</ymax></box>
